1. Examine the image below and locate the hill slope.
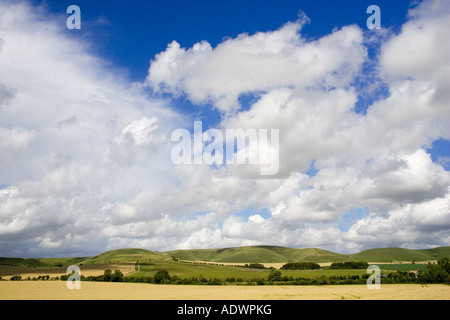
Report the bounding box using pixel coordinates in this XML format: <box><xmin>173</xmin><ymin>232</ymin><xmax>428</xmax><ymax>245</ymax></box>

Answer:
<box><xmin>0</xmin><ymin>248</ymin><xmax>168</xmax><ymax>268</ymax></box>
<box><xmin>349</xmin><ymin>247</ymin><xmax>450</xmax><ymax>262</ymax></box>
<box><xmin>1</xmin><ymin>246</ymin><xmax>449</xmax><ymax>266</ymax></box>
<box><xmin>80</xmin><ymin>248</ymin><xmax>169</xmax><ymax>264</ymax></box>
<box><xmin>166</xmin><ymin>246</ymin><xmax>450</xmax><ymax>263</ymax></box>
<box><xmin>167</xmin><ymin>246</ymin><xmax>350</xmax><ymax>263</ymax></box>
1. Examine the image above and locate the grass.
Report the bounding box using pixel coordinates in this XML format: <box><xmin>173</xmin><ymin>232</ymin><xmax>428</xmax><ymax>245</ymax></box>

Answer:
<box><xmin>377</xmin><ymin>264</ymin><xmax>428</xmax><ymax>272</ymax></box>
<box><xmin>128</xmin><ymin>260</ymin><xmax>370</xmax><ymax>281</ymax></box>
<box><xmin>349</xmin><ymin>247</ymin><xmax>450</xmax><ymax>262</ymax></box>
<box><xmin>166</xmin><ymin>246</ymin><xmax>349</xmax><ymax>263</ymax></box>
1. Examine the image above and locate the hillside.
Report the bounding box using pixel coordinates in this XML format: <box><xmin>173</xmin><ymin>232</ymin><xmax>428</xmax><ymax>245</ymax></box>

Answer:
<box><xmin>1</xmin><ymin>246</ymin><xmax>449</xmax><ymax>266</ymax></box>
<box><xmin>0</xmin><ymin>248</ymin><xmax>168</xmax><ymax>268</ymax></box>
<box><xmin>349</xmin><ymin>247</ymin><xmax>450</xmax><ymax>262</ymax></box>
<box><xmin>80</xmin><ymin>248</ymin><xmax>169</xmax><ymax>264</ymax></box>
<box><xmin>166</xmin><ymin>246</ymin><xmax>349</xmax><ymax>263</ymax></box>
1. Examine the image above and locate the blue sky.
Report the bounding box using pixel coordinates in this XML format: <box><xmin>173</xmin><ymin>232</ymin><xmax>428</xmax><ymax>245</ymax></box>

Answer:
<box><xmin>41</xmin><ymin>0</ymin><xmax>410</xmax><ymax>80</ymax></box>
<box><xmin>0</xmin><ymin>0</ymin><xmax>449</xmax><ymax>257</ymax></box>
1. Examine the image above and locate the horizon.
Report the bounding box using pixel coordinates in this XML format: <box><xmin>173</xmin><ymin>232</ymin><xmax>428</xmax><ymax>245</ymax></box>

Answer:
<box><xmin>1</xmin><ymin>0</ymin><xmax>449</xmax><ymax>258</ymax></box>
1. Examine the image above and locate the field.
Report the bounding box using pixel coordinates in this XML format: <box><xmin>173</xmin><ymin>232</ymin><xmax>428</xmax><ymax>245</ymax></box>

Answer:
<box><xmin>1</xmin><ymin>259</ymin><xmax>428</xmax><ymax>282</ymax></box>
<box><xmin>0</xmin><ymin>281</ymin><xmax>448</xmax><ymax>300</ymax></box>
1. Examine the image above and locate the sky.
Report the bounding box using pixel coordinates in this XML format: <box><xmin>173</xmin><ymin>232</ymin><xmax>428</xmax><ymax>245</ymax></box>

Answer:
<box><xmin>0</xmin><ymin>0</ymin><xmax>449</xmax><ymax>257</ymax></box>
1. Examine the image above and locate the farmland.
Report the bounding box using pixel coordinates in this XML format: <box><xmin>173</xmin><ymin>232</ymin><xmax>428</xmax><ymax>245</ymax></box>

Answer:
<box><xmin>1</xmin><ymin>245</ymin><xmax>449</xmax><ymax>300</ymax></box>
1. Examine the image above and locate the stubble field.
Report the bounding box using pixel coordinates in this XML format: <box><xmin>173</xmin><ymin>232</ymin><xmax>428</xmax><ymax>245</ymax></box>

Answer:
<box><xmin>0</xmin><ymin>281</ymin><xmax>448</xmax><ymax>300</ymax></box>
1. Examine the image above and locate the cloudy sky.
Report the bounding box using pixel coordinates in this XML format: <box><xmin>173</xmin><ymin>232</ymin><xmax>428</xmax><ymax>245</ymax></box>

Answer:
<box><xmin>0</xmin><ymin>0</ymin><xmax>449</xmax><ymax>257</ymax></box>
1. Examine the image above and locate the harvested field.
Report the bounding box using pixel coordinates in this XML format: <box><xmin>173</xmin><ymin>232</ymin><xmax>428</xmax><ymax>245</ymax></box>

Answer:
<box><xmin>0</xmin><ymin>282</ymin><xmax>448</xmax><ymax>300</ymax></box>
<box><xmin>0</xmin><ymin>263</ymin><xmax>136</xmax><ymax>280</ymax></box>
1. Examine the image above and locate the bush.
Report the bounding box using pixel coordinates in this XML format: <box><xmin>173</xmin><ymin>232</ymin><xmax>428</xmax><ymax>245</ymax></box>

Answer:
<box><xmin>111</xmin><ymin>270</ymin><xmax>124</xmax><ymax>282</ymax></box>
<box><xmin>153</xmin><ymin>270</ymin><xmax>171</xmax><ymax>284</ymax></box>
<box><xmin>268</xmin><ymin>268</ymin><xmax>281</xmax><ymax>281</ymax></box>
<box><xmin>10</xmin><ymin>275</ymin><xmax>22</xmax><ymax>281</ymax></box>
<box><xmin>244</xmin><ymin>263</ymin><xmax>265</xmax><ymax>269</ymax></box>
<box><xmin>330</xmin><ymin>261</ymin><xmax>369</xmax><ymax>269</ymax></box>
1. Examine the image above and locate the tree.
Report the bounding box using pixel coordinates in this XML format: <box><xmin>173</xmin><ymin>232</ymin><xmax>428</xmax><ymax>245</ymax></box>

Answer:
<box><xmin>438</xmin><ymin>257</ymin><xmax>450</xmax><ymax>273</ymax></box>
<box><xmin>111</xmin><ymin>270</ymin><xmax>124</xmax><ymax>282</ymax></box>
<box><xmin>154</xmin><ymin>270</ymin><xmax>171</xmax><ymax>284</ymax></box>
<box><xmin>268</xmin><ymin>268</ymin><xmax>281</xmax><ymax>282</ymax></box>
<box><xmin>103</xmin><ymin>269</ymin><xmax>113</xmax><ymax>281</ymax></box>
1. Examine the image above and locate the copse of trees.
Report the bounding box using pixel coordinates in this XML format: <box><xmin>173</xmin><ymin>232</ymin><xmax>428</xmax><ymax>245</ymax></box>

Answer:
<box><xmin>244</xmin><ymin>263</ymin><xmax>265</xmax><ymax>269</ymax></box>
<box><xmin>280</xmin><ymin>262</ymin><xmax>320</xmax><ymax>270</ymax></box>
<box><xmin>268</xmin><ymin>268</ymin><xmax>281</xmax><ymax>281</ymax></box>
<box><xmin>330</xmin><ymin>261</ymin><xmax>369</xmax><ymax>269</ymax></box>
<box><xmin>417</xmin><ymin>257</ymin><xmax>450</xmax><ymax>284</ymax></box>
<box><xmin>153</xmin><ymin>270</ymin><xmax>171</xmax><ymax>284</ymax></box>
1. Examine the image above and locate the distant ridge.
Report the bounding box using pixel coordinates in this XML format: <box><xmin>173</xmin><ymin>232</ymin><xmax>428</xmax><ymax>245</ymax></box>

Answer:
<box><xmin>1</xmin><ymin>245</ymin><xmax>449</xmax><ymax>267</ymax></box>
<box><xmin>165</xmin><ymin>245</ymin><xmax>450</xmax><ymax>263</ymax></box>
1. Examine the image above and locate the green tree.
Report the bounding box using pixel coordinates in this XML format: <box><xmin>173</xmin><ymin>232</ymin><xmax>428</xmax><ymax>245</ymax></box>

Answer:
<box><xmin>111</xmin><ymin>270</ymin><xmax>124</xmax><ymax>282</ymax></box>
<box><xmin>437</xmin><ymin>257</ymin><xmax>450</xmax><ymax>273</ymax></box>
<box><xmin>154</xmin><ymin>270</ymin><xmax>171</xmax><ymax>284</ymax></box>
<box><xmin>268</xmin><ymin>268</ymin><xmax>281</xmax><ymax>281</ymax></box>
<box><xmin>103</xmin><ymin>269</ymin><xmax>113</xmax><ymax>282</ymax></box>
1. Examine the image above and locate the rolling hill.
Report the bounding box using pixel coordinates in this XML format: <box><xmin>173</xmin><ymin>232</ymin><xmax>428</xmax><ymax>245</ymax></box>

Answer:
<box><xmin>1</xmin><ymin>245</ymin><xmax>449</xmax><ymax>267</ymax></box>
<box><xmin>166</xmin><ymin>245</ymin><xmax>450</xmax><ymax>263</ymax></box>
<box><xmin>166</xmin><ymin>246</ymin><xmax>349</xmax><ymax>263</ymax></box>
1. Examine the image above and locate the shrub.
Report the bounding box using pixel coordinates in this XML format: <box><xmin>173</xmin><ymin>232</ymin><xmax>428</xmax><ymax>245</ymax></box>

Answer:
<box><xmin>153</xmin><ymin>270</ymin><xmax>171</xmax><ymax>284</ymax></box>
<box><xmin>330</xmin><ymin>261</ymin><xmax>369</xmax><ymax>269</ymax></box>
<box><xmin>268</xmin><ymin>268</ymin><xmax>281</xmax><ymax>281</ymax></box>
<box><xmin>280</xmin><ymin>262</ymin><xmax>320</xmax><ymax>270</ymax></box>
<box><xmin>244</xmin><ymin>263</ymin><xmax>265</xmax><ymax>269</ymax></box>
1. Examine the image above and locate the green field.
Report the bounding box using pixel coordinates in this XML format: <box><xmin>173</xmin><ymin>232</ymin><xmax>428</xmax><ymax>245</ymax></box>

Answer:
<box><xmin>129</xmin><ymin>260</ymin><xmax>369</xmax><ymax>281</ymax></box>
<box><xmin>377</xmin><ymin>264</ymin><xmax>428</xmax><ymax>272</ymax></box>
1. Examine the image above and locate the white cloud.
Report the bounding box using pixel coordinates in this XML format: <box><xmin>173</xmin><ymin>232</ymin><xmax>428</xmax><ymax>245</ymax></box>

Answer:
<box><xmin>145</xmin><ymin>18</ymin><xmax>366</xmax><ymax>114</ymax></box>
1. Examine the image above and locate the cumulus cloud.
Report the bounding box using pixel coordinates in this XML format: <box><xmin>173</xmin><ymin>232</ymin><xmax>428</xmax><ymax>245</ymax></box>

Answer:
<box><xmin>145</xmin><ymin>18</ymin><xmax>366</xmax><ymax>114</ymax></box>
<box><xmin>0</xmin><ymin>1</ymin><xmax>180</xmax><ymax>256</ymax></box>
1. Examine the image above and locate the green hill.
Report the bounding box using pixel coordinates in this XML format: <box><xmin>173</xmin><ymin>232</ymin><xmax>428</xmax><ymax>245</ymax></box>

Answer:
<box><xmin>166</xmin><ymin>246</ymin><xmax>349</xmax><ymax>263</ymax></box>
<box><xmin>0</xmin><ymin>248</ymin><xmax>168</xmax><ymax>268</ymax></box>
<box><xmin>349</xmin><ymin>247</ymin><xmax>450</xmax><ymax>262</ymax></box>
<box><xmin>80</xmin><ymin>248</ymin><xmax>169</xmax><ymax>264</ymax></box>
<box><xmin>166</xmin><ymin>245</ymin><xmax>450</xmax><ymax>263</ymax></box>
<box><xmin>1</xmin><ymin>246</ymin><xmax>449</xmax><ymax>266</ymax></box>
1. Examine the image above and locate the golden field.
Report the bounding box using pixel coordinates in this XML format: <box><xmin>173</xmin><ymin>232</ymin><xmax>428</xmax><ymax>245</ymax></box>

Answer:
<box><xmin>0</xmin><ymin>281</ymin><xmax>448</xmax><ymax>300</ymax></box>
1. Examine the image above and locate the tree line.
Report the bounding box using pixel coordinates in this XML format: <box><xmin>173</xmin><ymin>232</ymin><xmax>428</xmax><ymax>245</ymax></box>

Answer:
<box><xmin>330</xmin><ymin>261</ymin><xmax>369</xmax><ymax>269</ymax></box>
<box><xmin>280</xmin><ymin>262</ymin><xmax>320</xmax><ymax>270</ymax></box>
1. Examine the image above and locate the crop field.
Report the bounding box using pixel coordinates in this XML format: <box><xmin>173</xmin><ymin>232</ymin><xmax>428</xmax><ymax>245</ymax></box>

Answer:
<box><xmin>0</xmin><ymin>281</ymin><xmax>448</xmax><ymax>300</ymax></box>
<box><xmin>0</xmin><ymin>263</ymin><xmax>136</xmax><ymax>280</ymax></box>
<box><xmin>134</xmin><ymin>261</ymin><xmax>372</xmax><ymax>280</ymax></box>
